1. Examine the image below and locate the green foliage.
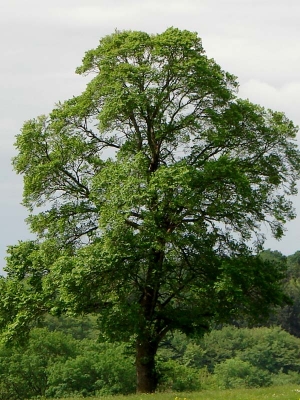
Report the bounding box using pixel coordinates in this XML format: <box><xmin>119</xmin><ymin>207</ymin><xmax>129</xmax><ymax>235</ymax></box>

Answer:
<box><xmin>194</xmin><ymin>326</ymin><xmax>300</xmax><ymax>375</ymax></box>
<box><xmin>189</xmin><ymin>326</ymin><xmax>250</xmax><ymax>371</ymax></box>
<box><xmin>239</xmin><ymin>327</ymin><xmax>300</xmax><ymax>374</ymax></box>
<box><xmin>42</xmin><ymin>314</ymin><xmax>99</xmax><ymax>340</ymax></box>
<box><xmin>159</xmin><ymin>326</ymin><xmax>300</xmax><ymax>390</ymax></box>
<box><xmin>2</xmin><ymin>27</ymin><xmax>300</xmax><ymax>392</ymax></box>
<box><xmin>46</xmin><ymin>341</ymin><xmax>135</xmax><ymax>397</ymax></box>
<box><xmin>260</xmin><ymin>249</ymin><xmax>300</xmax><ymax>337</ymax></box>
<box><xmin>287</xmin><ymin>251</ymin><xmax>300</xmax><ymax>279</ymax></box>
<box><xmin>0</xmin><ymin>327</ymin><xmax>135</xmax><ymax>399</ymax></box>
<box><xmin>0</xmin><ymin>328</ymin><xmax>78</xmax><ymax>399</ymax></box>
<box><xmin>279</xmin><ymin>279</ymin><xmax>300</xmax><ymax>336</ymax></box>
<box><xmin>0</xmin><ymin>324</ymin><xmax>299</xmax><ymax>398</ymax></box>
<box><xmin>157</xmin><ymin>359</ymin><xmax>201</xmax><ymax>392</ymax></box>
<box><xmin>214</xmin><ymin>358</ymin><xmax>271</xmax><ymax>389</ymax></box>
<box><xmin>271</xmin><ymin>371</ymin><xmax>300</xmax><ymax>386</ymax></box>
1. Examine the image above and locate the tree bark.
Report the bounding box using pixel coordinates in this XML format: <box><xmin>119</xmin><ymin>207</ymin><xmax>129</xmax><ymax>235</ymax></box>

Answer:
<box><xmin>136</xmin><ymin>338</ymin><xmax>158</xmax><ymax>393</ymax></box>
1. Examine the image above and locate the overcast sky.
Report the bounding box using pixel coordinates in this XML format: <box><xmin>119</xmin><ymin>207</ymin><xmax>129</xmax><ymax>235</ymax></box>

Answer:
<box><xmin>0</xmin><ymin>0</ymin><xmax>299</xmax><ymax>272</ymax></box>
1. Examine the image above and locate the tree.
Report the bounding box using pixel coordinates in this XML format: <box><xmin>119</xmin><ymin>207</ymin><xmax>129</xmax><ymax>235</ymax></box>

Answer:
<box><xmin>263</xmin><ymin>250</ymin><xmax>300</xmax><ymax>337</ymax></box>
<box><xmin>1</xmin><ymin>27</ymin><xmax>300</xmax><ymax>393</ymax></box>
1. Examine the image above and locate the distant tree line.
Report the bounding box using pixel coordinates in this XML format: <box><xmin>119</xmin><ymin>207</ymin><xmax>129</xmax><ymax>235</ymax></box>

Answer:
<box><xmin>260</xmin><ymin>249</ymin><xmax>300</xmax><ymax>337</ymax></box>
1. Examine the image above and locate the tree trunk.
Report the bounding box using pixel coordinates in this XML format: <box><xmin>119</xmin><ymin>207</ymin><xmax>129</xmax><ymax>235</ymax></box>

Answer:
<box><xmin>136</xmin><ymin>338</ymin><xmax>158</xmax><ymax>393</ymax></box>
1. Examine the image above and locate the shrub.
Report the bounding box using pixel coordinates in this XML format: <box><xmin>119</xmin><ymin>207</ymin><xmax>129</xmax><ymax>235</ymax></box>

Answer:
<box><xmin>46</xmin><ymin>341</ymin><xmax>135</xmax><ymax>397</ymax></box>
<box><xmin>157</xmin><ymin>359</ymin><xmax>201</xmax><ymax>392</ymax></box>
<box><xmin>214</xmin><ymin>358</ymin><xmax>272</xmax><ymax>389</ymax></box>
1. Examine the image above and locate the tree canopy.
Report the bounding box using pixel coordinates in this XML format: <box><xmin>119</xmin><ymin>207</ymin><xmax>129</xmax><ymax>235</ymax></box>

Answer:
<box><xmin>1</xmin><ymin>27</ymin><xmax>300</xmax><ymax>392</ymax></box>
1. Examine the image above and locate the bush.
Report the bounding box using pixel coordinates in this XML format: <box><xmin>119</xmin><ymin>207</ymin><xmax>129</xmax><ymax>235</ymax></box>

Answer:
<box><xmin>157</xmin><ymin>359</ymin><xmax>201</xmax><ymax>392</ymax></box>
<box><xmin>191</xmin><ymin>326</ymin><xmax>251</xmax><ymax>371</ymax></box>
<box><xmin>0</xmin><ymin>328</ymin><xmax>78</xmax><ymax>400</ymax></box>
<box><xmin>214</xmin><ymin>357</ymin><xmax>272</xmax><ymax>389</ymax></box>
<box><xmin>46</xmin><ymin>341</ymin><xmax>135</xmax><ymax>397</ymax></box>
<box><xmin>271</xmin><ymin>370</ymin><xmax>300</xmax><ymax>386</ymax></box>
<box><xmin>239</xmin><ymin>327</ymin><xmax>300</xmax><ymax>374</ymax></box>
<box><xmin>0</xmin><ymin>328</ymin><xmax>135</xmax><ymax>399</ymax></box>
<box><xmin>193</xmin><ymin>326</ymin><xmax>300</xmax><ymax>375</ymax></box>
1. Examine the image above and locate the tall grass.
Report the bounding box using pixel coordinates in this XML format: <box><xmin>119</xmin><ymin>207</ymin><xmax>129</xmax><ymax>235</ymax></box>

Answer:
<box><xmin>58</xmin><ymin>385</ymin><xmax>300</xmax><ymax>400</ymax></box>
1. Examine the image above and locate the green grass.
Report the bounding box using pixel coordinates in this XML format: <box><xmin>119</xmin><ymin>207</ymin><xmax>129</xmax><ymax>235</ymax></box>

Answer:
<box><xmin>57</xmin><ymin>385</ymin><xmax>300</xmax><ymax>400</ymax></box>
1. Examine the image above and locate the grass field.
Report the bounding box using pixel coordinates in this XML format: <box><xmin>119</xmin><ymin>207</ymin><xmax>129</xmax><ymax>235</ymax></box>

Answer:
<box><xmin>63</xmin><ymin>385</ymin><xmax>300</xmax><ymax>400</ymax></box>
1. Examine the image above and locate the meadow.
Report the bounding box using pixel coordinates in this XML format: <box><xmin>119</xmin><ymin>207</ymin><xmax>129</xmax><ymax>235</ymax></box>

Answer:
<box><xmin>59</xmin><ymin>386</ymin><xmax>300</xmax><ymax>400</ymax></box>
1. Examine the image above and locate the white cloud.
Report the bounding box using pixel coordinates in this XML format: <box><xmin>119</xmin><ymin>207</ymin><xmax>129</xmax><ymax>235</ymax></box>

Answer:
<box><xmin>239</xmin><ymin>80</ymin><xmax>300</xmax><ymax>129</ymax></box>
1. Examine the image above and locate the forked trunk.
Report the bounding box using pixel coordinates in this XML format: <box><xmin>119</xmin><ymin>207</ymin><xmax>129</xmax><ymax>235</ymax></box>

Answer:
<box><xmin>136</xmin><ymin>338</ymin><xmax>158</xmax><ymax>393</ymax></box>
